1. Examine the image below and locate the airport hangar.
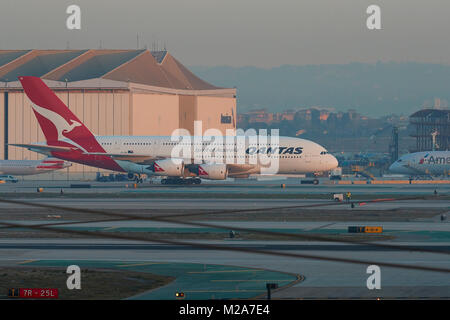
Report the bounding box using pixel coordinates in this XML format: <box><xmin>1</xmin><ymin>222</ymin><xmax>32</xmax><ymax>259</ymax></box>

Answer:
<box><xmin>0</xmin><ymin>49</ymin><xmax>236</xmax><ymax>179</ymax></box>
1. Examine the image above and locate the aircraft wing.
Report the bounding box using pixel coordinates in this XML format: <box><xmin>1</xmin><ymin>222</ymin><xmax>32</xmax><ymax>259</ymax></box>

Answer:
<box><xmin>86</xmin><ymin>153</ymin><xmax>261</xmax><ymax>173</ymax></box>
<box><xmin>84</xmin><ymin>152</ymin><xmax>160</xmax><ymax>164</ymax></box>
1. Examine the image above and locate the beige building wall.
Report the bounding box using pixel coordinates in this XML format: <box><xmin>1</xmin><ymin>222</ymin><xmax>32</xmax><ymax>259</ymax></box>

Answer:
<box><xmin>98</xmin><ymin>92</ymin><xmax>107</xmax><ymax>137</ymax></box>
<box><xmin>196</xmin><ymin>96</ymin><xmax>236</xmax><ymax>135</ymax></box>
<box><xmin>22</xmin><ymin>92</ymin><xmax>40</xmax><ymax>161</ymax></box>
<box><xmin>8</xmin><ymin>92</ymin><xmax>19</xmax><ymax>160</ymax></box>
<box><xmin>179</xmin><ymin>95</ymin><xmax>196</xmax><ymax>134</ymax></box>
<box><xmin>106</xmin><ymin>94</ymin><xmax>115</xmax><ymax>136</ymax></box>
<box><xmin>131</xmin><ymin>93</ymin><xmax>179</xmax><ymax>136</ymax></box>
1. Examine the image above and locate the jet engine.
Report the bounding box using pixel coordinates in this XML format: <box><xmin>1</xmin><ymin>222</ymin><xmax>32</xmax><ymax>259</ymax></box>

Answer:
<box><xmin>146</xmin><ymin>159</ymin><xmax>184</xmax><ymax>176</ymax></box>
<box><xmin>191</xmin><ymin>163</ymin><xmax>228</xmax><ymax>180</ymax></box>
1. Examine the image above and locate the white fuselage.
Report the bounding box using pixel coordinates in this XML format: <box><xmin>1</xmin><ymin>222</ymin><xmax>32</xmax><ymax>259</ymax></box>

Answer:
<box><xmin>389</xmin><ymin>151</ymin><xmax>450</xmax><ymax>176</ymax></box>
<box><xmin>89</xmin><ymin>135</ymin><xmax>338</xmax><ymax>176</ymax></box>
<box><xmin>0</xmin><ymin>158</ymin><xmax>71</xmax><ymax>175</ymax></box>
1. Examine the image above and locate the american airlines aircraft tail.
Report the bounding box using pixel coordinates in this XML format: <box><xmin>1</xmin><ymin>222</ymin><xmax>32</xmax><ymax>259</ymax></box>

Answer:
<box><xmin>13</xmin><ymin>76</ymin><xmax>338</xmax><ymax>184</ymax></box>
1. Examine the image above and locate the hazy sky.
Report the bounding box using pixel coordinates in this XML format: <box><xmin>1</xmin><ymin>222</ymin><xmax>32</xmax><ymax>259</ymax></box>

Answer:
<box><xmin>1</xmin><ymin>0</ymin><xmax>449</xmax><ymax>67</ymax></box>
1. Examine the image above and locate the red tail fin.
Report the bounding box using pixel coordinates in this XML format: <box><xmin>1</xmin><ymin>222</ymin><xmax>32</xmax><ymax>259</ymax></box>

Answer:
<box><xmin>19</xmin><ymin>76</ymin><xmax>103</xmax><ymax>153</ymax></box>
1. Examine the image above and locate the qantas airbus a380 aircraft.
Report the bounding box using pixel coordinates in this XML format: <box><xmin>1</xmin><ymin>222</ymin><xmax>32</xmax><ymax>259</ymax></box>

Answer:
<box><xmin>12</xmin><ymin>76</ymin><xmax>338</xmax><ymax>184</ymax></box>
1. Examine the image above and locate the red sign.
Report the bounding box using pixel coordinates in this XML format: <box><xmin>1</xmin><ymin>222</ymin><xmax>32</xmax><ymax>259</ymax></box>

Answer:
<box><xmin>14</xmin><ymin>288</ymin><xmax>59</xmax><ymax>299</ymax></box>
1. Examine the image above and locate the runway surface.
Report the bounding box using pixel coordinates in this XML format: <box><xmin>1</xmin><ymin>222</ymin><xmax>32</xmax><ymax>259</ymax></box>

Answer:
<box><xmin>2</xmin><ymin>178</ymin><xmax>450</xmax><ymax>196</ymax></box>
<box><xmin>3</xmin><ymin>220</ymin><xmax>450</xmax><ymax>231</ymax></box>
<box><xmin>0</xmin><ymin>179</ymin><xmax>449</xmax><ymax>299</ymax></box>
<box><xmin>0</xmin><ymin>241</ymin><xmax>449</xmax><ymax>252</ymax></box>
<box><xmin>0</xmin><ymin>197</ymin><xmax>449</xmax><ymax>211</ymax></box>
<box><xmin>1</xmin><ymin>239</ymin><xmax>448</xmax><ymax>299</ymax></box>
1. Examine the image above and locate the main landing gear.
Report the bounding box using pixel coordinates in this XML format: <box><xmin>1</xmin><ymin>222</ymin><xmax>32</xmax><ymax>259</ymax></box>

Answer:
<box><xmin>128</xmin><ymin>173</ymin><xmax>144</xmax><ymax>183</ymax></box>
<box><xmin>161</xmin><ymin>177</ymin><xmax>202</xmax><ymax>185</ymax></box>
<box><xmin>135</xmin><ymin>177</ymin><xmax>144</xmax><ymax>183</ymax></box>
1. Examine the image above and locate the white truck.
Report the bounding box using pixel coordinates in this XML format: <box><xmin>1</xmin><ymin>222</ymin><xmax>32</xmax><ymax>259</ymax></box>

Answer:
<box><xmin>330</xmin><ymin>167</ymin><xmax>342</xmax><ymax>180</ymax></box>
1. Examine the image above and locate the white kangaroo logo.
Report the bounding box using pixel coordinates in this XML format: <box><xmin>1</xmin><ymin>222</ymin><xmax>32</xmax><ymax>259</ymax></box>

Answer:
<box><xmin>32</xmin><ymin>103</ymin><xmax>82</xmax><ymax>141</ymax></box>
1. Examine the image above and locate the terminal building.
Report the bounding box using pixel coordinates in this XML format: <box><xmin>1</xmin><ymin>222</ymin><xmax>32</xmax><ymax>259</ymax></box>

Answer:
<box><xmin>0</xmin><ymin>49</ymin><xmax>236</xmax><ymax>178</ymax></box>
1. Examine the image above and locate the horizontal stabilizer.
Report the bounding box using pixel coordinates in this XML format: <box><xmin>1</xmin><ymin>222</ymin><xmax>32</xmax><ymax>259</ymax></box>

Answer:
<box><xmin>9</xmin><ymin>143</ymin><xmax>75</xmax><ymax>153</ymax></box>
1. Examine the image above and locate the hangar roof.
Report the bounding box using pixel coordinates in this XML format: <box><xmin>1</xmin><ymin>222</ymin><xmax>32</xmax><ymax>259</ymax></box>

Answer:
<box><xmin>0</xmin><ymin>49</ymin><xmax>223</xmax><ymax>91</ymax></box>
<box><xmin>0</xmin><ymin>50</ymin><xmax>88</xmax><ymax>81</ymax></box>
<box><xmin>0</xmin><ymin>50</ymin><xmax>31</xmax><ymax>66</ymax></box>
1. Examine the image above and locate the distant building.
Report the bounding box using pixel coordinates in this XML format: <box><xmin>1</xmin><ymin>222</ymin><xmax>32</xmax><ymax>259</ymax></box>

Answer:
<box><xmin>274</xmin><ymin>110</ymin><xmax>295</xmax><ymax>121</ymax></box>
<box><xmin>240</xmin><ymin>107</ymin><xmax>357</xmax><ymax>127</ymax></box>
<box><xmin>410</xmin><ymin>109</ymin><xmax>450</xmax><ymax>151</ymax></box>
<box><xmin>246</xmin><ymin>109</ymin><xmax>274</xmax><ymax>123</ymax></box>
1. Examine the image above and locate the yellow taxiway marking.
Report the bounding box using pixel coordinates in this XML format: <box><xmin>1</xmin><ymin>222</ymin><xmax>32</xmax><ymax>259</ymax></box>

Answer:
<box><xmin>17</xmin><ymin>260</ymin><xmax>38</xmax><ymax>265</ymax></box>
<box><xmin>118</xmin><ymin>262</ymin><xmax>166</xmax><ymax>268</ymax></box>
<box><xmin>188</xmin><ymin>269</ymin><xmax>263</xmax><ymax>274</ymax></box>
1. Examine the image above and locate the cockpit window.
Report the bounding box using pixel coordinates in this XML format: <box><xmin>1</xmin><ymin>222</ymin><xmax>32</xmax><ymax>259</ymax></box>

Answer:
<box><xmin>320</xmin><ymin>151</ymin><xmax>329</xmax><ymax>155</ymax></box>
<box><xmin>397</xmin><ymin>159</ymin><xmax>402</xmax><ymax>162</ymax></box>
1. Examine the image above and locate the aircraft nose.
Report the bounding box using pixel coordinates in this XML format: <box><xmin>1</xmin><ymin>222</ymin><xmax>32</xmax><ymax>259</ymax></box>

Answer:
<box><xmin>389</xmin><ymin>161</ymin><xmax>407</xmax><ymax>174</ymax></box>
<box><xmin>389</xmin><ymin>161</ymin><xmax>400</xmax><ymax>172</ymax></box>
<box><xmin>388</xmin><ymin>163</ymin><xmax>395</xmax><ymax>172</ymax></box>
<box><xmin>327</xmin><ymin>154</ymin><xmax>339</xmax><ymax>170</ymax></box>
